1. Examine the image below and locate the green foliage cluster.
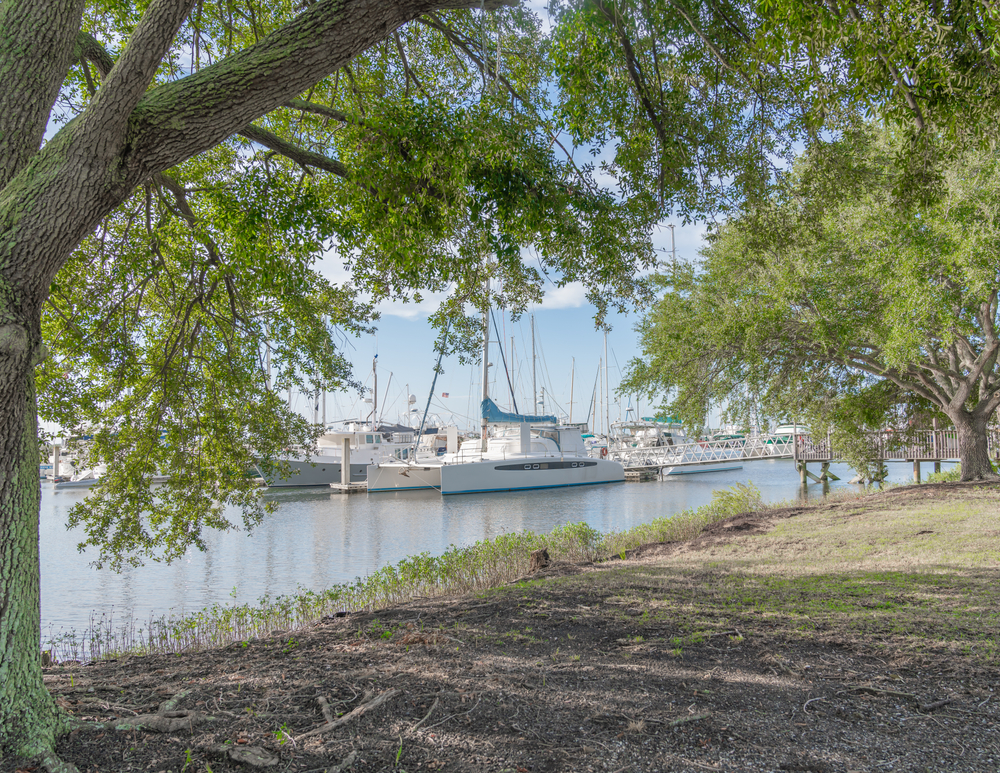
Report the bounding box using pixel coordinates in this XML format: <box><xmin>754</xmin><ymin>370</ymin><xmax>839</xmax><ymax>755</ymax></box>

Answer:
<box><xmin>38</xmin><ymin>4</ymin><xmax>660</xmax><ymax>567</ymax></box>
<box><xmin>46</xmin><ymin>483</ymin><xmax>765</xmax><ymax>662</ymax></box>
<box><xmin>624</xmin><ymin>125</ymin><xmax>1000</xmax><ymax>478</ymax></box>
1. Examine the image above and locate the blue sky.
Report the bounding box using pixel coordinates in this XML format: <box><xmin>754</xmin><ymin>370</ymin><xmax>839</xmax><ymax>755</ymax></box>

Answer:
<box><xmin>311</xmin><ymin>220</ymin><xmax>708</xmax><ymax>433</ymax></box>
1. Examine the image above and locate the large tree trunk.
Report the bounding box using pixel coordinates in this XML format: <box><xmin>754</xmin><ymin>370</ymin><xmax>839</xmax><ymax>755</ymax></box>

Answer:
<box><xmin>951</xmin><ymin>409</ymin><xmax>998</xmax><ymax>481</ymax></box>
<box><xmin>0</xmin><ymin>331</ymin><xmax>65</xmax><ymax>755</ymax></box>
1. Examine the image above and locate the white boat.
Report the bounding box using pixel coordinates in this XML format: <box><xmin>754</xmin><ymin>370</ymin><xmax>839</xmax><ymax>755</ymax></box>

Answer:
<box><xmin>370</xmin><ymin>296</ymin><xmax>622</xmax><ymax>495</ymax></box>
<box><xmin>607</xmin><ymin>418</ymin><xmax>686</xmax><ymax>450</ymax></box>
<box><xmin>766</xmin><ymin>424</ymin><xmax>809</xmax><ymax>456</ymax></box>
<box><xmin>368</xmin><ymin>402</ymin><xmax>623</xmax><ymax>494</ymax></box>
<box><xmin>438</xmin><ymin>419</ymin><xmax>623</xmax><ymax>494</ymax></box>
<box><xmin>53</xmin><ymin>464</ymin><xmax>106</xmax><ymax>489</ymax></box>
<box><xmin>262</xmin><ymin>420</ymin><xmax>416</xmax><ymax>487</ymax></box>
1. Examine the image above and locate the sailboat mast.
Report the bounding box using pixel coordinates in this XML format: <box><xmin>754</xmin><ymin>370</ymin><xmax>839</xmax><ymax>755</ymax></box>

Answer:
<box><xmin>531</xmin><ymin>314</ymin><xmax>536</xmax><ymax>414</ymax></box>
<box><xmin>604</xmin><ymin>332</ymin><xmax>610</xmax><ymax>435</ymax></box>
<box><xmin>569</xmin><ymin>357</ymin><xmax>575</xmax><ymax>424</ymax></box>
<box><xmin>511</xmin><ymin>336</ymin><xmax>515</xmax><ymax>410</ymax></box>
<box><xmin>587</xmin><ymin>359</ymin><xmax>600</xmax><ymax>427</ymax></box>
<box><xmin>372</xmin><ymin>355</ymin><xmax>378</xmax><ymax>432</ymax></box>
<box><xmin>481</xmin><ymin>300</ymin><xmax>490</xmax><ymax>452</ymax></box>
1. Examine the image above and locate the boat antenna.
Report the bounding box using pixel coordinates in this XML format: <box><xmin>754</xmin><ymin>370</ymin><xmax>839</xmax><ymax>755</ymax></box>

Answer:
<box><xmin>415</xmin><ymin>320</ymin><xmax>451</xmax><ymax>454</ymax></box>
<box><xmin>490</xmin><ymin>309</ymin><xmax>518</xmax><ymax>413</ymax></box>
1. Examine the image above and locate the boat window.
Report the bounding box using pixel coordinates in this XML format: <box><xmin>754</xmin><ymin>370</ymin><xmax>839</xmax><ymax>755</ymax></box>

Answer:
<box><xmin>365</xmin><ymin>434</ymin><xmax>374</xmax><ymax>444</ymax></box>
<box><xmin>524</xmin><ymin>464</ymin><xmax>531</xmax><ymax>470</ymax></box>
<box><xmin>532</xmin><ymin>463</ymin><xmax>540</xmax><ymax>469</ymax></box>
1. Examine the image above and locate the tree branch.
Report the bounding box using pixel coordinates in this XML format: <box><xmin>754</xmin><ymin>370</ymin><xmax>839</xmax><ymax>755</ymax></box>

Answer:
<box><xmin>84</xmin><ymin>0</ymin><xmax>197</xmax><ymax>144</ymax></box>
<box><xmin>238</xmin><ymin>124</ymin><xmax>353</xmax><ymax>181</ymax></box>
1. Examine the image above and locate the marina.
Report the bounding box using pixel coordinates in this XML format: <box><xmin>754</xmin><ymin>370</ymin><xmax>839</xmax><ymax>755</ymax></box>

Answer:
<box><xmin>38</xmin><ymin>457</ymin><xmax>951</xmax><ymax>643</ymax></box>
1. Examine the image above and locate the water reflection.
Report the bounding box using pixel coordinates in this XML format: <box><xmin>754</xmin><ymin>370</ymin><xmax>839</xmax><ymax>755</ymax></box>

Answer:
<box><xmin>39</xmin><ymin>459</ymin><xmax>952</xmax><ymax>636</ymax></box>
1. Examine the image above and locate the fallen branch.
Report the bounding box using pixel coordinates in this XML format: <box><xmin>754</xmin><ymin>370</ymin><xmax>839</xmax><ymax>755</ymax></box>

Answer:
<box><xmin>425</xmin><ymin>696</ymin><xmax>482</xmax><ymax>730</ymax></box>
<box><xmin>411</xmin><ymin>696</ymin><xmax>440</xmax><ymax>731</ymax></box>
<box><xmin>296</xmin><ymin>689</ymin><xmax>401</xmax><ymax>740</ymax></box>
<box><xmin>840</xmin><ymin>686</ymin><xmax>915</xmax><ymax>700</ymax></box>
<box><xmin>803</xmin><ymin>697</ymin><xmax>827</xmax><ymax>713</ymax></box>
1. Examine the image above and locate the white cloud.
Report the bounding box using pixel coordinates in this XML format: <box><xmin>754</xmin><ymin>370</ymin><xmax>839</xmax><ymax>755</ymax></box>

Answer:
<box><xmin>534</xmin><ymin>281</ymin><xmax>588</xmax><ymax>310</ymax></box>
<box><xmin>376</xmin><ymin>292</ymin><xmax>448</xmax><ymax>319</ymax></box>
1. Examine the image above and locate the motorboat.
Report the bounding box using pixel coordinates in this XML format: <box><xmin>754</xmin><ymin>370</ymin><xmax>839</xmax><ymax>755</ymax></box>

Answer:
<box><xmin>260</xmin><ymin>420</ymin><xmax>416</xmax><ymax>487</ymax></box>
<box><xmin>607</xmin><ymin>418</ymin><xmax>686</xmax><ymax>451</ymax></box>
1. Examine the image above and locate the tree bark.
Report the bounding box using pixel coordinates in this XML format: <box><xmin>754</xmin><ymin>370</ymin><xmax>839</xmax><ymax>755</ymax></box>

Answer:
<box><xmin>0</xmin><ymin>328</ymin><xmax>65</xmax><ymax>755</ymax></box>
<box><xmin>950</xmin><ymin>409</ymin><xmax>998</xmax><ymax>481</ymax></box>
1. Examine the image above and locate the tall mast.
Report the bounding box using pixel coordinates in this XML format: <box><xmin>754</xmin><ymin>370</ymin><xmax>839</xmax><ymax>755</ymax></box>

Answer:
<box><xmin>569</xmin><ymin>357</ymin><xmax>575</xmax><ymax>423</ymax></box>
<box><xmin>604</xmin><ymin>331</ymin><xmax>610</xmax><ymax>435</ymax></box>
<box><xmin>511</xmin><ymin>336</ymin><xmax>515</xmax><ymax>410</ymax></box>
<box><xmin>531</xmin><ymin>314</ymin><xmax>536</xmax><ymax>414</ymax></box>
<box><xmin>598</xmin><ymin>355</ymin><xmax>603</xmax><ymax>434</ymax></box>
<box><xmin>372</xmin><ymin>355</ymin><xmax>378</xmax><ymax>431</ymax></box>
<box><xmin>481</xmin><ymin>272</ymin><xmax>491</xmax><ymax>452</ymax></box>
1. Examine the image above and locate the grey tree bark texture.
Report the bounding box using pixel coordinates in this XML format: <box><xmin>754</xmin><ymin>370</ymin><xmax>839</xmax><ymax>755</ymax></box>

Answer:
<box><xmin>0</xmin><ymin>0</ymin><xmax>512</xmax><ymax>756</ymax></box>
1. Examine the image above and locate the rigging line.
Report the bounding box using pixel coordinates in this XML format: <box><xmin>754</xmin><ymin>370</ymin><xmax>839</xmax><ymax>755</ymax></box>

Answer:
<box><xmin>535</xmin><ymin>324</ymin><xmax>556</xmax><ymax>411</ymax></box>
<box><xmin>490</xmin><ymin>309</ymin><xmax>519</xmax><ymax>413</ymax></box>
<box><xmin>466</xmin><ymin>360</ymin><xmax>475</xmax><ymax>433</ymax></box>
<box><xmin>378</xmin><ymin>371</ymin><xmax>393</xmax><ymax>426</ymax></box>
<box><xmin>586</xmin><ymin>361</ymin><xmax>600</xmax><ymax>427</ymax></box>
<box><xmin>415</xmin><ymin>320</ymin><xmax>451</xmax><ymax>454</ymax></box>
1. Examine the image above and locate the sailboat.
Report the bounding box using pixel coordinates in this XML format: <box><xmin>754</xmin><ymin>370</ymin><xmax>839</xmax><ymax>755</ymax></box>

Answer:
<box><xmin>367</xmin><ymin>303</ymin><xmax>624</xmax><ymax>494</ymax></box>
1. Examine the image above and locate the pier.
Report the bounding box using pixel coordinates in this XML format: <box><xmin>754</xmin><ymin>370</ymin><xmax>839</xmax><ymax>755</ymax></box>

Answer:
<box><xmin>608</xmin><ymin>433</ymin><xmax>792</xmax><ymax>477</ymax></box>
<box><xmin>609</xmin><ymin>429</ymin><xmax>998</xmax><ymax>483</ymax></box>
<box><xmin>793</xmin><ymin>429</ymin><xmax>1000</xmax><ymax>483</ymax></box>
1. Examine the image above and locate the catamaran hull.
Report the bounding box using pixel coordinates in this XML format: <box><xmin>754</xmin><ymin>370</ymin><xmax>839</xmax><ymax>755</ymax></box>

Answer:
<box><xmin>367</xmin><ymin>463</ymin><xmax>443</xmax><ymax>492</ymax></box>
<box><xmin>439</xmin><ymin>458</ymin><xmax>623</xmax><ymax>495</ymax></box>
<box><xmin>660</xmin><ymin>462</ymin><xmax>744</xmax><ymax>476</ymax></box>
<box><xmin>264</xmin><ymin>457</ymin><xmax>369</xmax><ymax>487</ymax></box>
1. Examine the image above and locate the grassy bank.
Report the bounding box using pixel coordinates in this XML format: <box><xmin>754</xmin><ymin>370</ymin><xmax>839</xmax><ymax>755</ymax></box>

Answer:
<box><xmin>565</xmin><ymin>481</ymin><xmax>1000</xmax><ymax>664</ymax></box>
<box><xmin>46</xmin><ymin>483</ymin><xmax>772</xmax><ymax>662</ymax></box>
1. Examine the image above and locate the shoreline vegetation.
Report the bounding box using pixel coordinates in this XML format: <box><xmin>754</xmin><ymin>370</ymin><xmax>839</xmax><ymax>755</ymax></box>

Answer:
<box><xmin>47</xmin><ymin>482</ymin><xmax>783</xmax><ymax>662</ymax></box>
<box><xmin>46</xmin><ymin>469</ymin><xmax>965</xmax><ymax>664</ymax></box>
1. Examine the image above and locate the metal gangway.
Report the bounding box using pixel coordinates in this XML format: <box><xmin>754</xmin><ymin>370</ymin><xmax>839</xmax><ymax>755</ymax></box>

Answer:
<box><xmin>606</xmin><ymin>433</ymin><xmax>794</xmax><ymax>472</ymax></box>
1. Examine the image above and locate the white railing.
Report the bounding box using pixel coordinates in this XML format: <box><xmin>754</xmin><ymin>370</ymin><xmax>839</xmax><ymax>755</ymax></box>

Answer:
<box><xmin>607</xmin><ymin>434</ymin><xmax>792</xmax><ymax>470</ymax></box>
<box><xmin>794</xmin><ymin>429</ymin><xmax>1000</xmax><ymax>462</ymax></box>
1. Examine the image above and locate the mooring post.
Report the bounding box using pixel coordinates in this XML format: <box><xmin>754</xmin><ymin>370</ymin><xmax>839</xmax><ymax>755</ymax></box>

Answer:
<box><xmin>799</xmin><ymin>461</ymin><xmax>808</xmax><ymax>485</ymax></box>
<box><xmin>342</xmin><ymin>437</ymin><xmax>351</xmax><ymax>486</ymax></box>
<box><xmin>913</xmin><ymin>459</ymin><xmax>921</xmax><ymax>483</ymax></box>
<box><xmin>934</xmin><ymin>461</ymin><xmax>941</xmax><ymax>474</ymax></box>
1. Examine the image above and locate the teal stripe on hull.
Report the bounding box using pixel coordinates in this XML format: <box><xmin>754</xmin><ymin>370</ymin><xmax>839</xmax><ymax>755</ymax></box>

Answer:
<box><xmin>368</xmin><ymin>485</ymin><xmax>436</xmax><ymax>493</ymax></box>
<box><xmin>442</xmin><ymin>479</ymin><xmax>623</xmax><ymax>495</ymax></box>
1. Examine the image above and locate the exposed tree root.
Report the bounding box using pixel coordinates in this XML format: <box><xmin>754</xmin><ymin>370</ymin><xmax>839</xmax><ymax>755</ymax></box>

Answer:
<box><xmin>296</xmin><ymin>688</ymin><xmax>401</xmax><ymax>741</ymax></box>
<box><xmin>68</xmin><ymin>689</ymin><xmax>215</xmax><ymax>734</ymax></box>
<box><xmin>39</xmin><ymin>749</ymin><xmax>81</xmax><ymax>773</ymax></box>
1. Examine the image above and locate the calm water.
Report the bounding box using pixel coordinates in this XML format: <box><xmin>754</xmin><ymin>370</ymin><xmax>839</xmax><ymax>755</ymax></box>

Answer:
<box><xmin>39</xmin><ymin>459</ymin><xmax>947</xmax><ymax>636</ymax></box>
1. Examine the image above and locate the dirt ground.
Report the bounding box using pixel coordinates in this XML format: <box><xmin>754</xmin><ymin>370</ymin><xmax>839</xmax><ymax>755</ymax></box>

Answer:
<box><xmin>6</xmin><ymin>483</ymin><xmax>1000</xmax><ymax>773</ymax></box>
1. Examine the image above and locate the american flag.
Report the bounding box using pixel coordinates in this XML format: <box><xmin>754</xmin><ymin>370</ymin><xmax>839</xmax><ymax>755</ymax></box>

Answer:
<box><xmin>441</xmin><ymin>392</ymin><xmax>449</xmax><ymax>398</ymax></box>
